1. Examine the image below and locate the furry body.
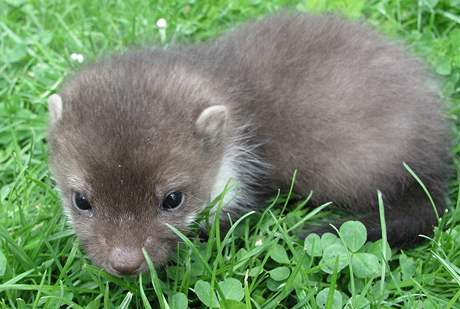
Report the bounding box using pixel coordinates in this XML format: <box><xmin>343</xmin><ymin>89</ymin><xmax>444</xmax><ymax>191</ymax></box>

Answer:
<box><xmin>48</xmin><ymin>13</ymin><xmax>450</xmax><ymax>275</ymax></box>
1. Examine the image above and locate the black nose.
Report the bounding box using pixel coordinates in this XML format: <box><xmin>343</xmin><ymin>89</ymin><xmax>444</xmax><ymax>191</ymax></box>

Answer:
<box><xmin>109</xmin><ymin>247</ymin><xmax>144</xmax><ymax>275</ymax></box>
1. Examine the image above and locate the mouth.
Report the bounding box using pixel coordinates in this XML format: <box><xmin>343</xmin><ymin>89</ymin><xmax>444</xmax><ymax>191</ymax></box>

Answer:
<box><xmin>84</xmin><ymin>233</ymin><xmax>179</xmax><ymax>277</ymax></box>
<box><xmin>95</xmin><ymin>244</ymin><xmax>172</xmax><ymax>277</ymax></box>
<box><xmin>104</xmin><ymin>263</ymin><xmax>147</xmax><ymax>277</ymax></box>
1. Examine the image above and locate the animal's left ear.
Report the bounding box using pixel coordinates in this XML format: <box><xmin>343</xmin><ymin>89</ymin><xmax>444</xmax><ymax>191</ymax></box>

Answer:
<box><xmin>195</xmin><ymin>105</ymin><xmax>227</xmax><ymax>142</ymax></box>
<box><xmin>48</xmin><ymin>94</ymin><xmax>63</xmax><ymax>125</ymax></box>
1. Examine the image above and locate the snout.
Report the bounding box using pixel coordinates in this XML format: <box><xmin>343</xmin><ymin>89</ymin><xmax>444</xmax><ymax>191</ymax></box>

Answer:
<box><xmin>108</xmin><ymin>247</ymin><xmax>145</xmax><ymax>275</ymax></box>
<box><xmin>92</xmin><ymin>228</ymin><xmax>177</xmax><ymax>276</ymax></box>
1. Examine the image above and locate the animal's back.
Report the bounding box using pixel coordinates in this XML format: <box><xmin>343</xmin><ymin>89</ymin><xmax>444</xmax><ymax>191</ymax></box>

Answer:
<box><xmin>192</xmin><ymin>13</ymin><xmax>450</xmax><ymax>245</ymax></box>
<box><xmin>196</xmin><ymin>13</ymin><xmax>450</xmax><ymax>204</ymax></box>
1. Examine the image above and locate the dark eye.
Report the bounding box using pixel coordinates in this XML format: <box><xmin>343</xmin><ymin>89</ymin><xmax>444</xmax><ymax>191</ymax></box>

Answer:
<box><xmin>73</xmin><ymin>192</ymin><xmax>92</xmax><ymax>211</ymax></box>
<box><xmin>162</xmin><ymin>192</ymin><xmax>184</xmax><ymax>210</ymax></box>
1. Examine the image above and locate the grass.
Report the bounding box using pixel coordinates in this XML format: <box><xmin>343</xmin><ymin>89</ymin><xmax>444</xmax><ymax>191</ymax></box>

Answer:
<box><xmin>1</xmin><ymin>0</ymin><xmax>460</xmax><ymax>307</ymax></box>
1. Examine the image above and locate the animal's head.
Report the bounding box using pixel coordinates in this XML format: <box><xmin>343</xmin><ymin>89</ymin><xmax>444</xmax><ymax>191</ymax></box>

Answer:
<box><xmin>47</xmin><ymin>52</ymin><xmax>232</xmax><ymax>275</ymax></box>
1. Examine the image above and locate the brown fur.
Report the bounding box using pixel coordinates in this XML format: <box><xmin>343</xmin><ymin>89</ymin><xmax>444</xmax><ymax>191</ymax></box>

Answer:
<box><xmin>48</xmin><ymin>12</ymin><xmax>451</xmax><ymax>275</ymax></box>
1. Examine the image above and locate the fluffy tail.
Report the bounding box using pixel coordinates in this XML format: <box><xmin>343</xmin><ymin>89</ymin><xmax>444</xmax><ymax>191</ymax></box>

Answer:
<box><xmin>307</xmin><ymin>182</ymin><xmax>446</xmax><ymax>248</ymax></box>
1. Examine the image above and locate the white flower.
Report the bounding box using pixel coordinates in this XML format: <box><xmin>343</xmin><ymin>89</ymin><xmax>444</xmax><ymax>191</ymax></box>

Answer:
<box><xmin>156</xmin><ymin>18</ymin><xmax>167</xmax><ymax>29</ymax></box>
<box><xmin>70</xmin><ymin>53</ymin><xmax>84</xmax><ymax>63</ymax></box>
<box><xmin>255</xmin><ymin>239</ymin><xmax>263</xmax><ymax>247</ymax></box>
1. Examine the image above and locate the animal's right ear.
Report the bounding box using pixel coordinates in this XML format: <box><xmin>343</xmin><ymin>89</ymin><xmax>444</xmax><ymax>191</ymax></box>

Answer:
<box><xmin>195</xmin><ymin>105</ymin><xmax>227</xmax><ymax>143</ymax></box>
<box><xmin>48</xmin><ymin>94</ymin><xmax>63</xmax><ymax>125</ymax></box>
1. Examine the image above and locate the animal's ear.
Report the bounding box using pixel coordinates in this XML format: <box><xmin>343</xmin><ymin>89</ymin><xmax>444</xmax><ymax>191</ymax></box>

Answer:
<box><xmin>48</xmin><ymin>94</ymin><xmax>63</xmax><ymax>125</ymax></box>
<box><xmin>195</xmin><ymin>105</ymin><xmax>227</xmax><ymax>142</ymax></box>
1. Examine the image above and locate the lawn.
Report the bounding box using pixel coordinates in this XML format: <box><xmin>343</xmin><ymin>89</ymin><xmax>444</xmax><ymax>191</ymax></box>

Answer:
<box><xmin>1</xmin><ymin>0</ymin><xmax>460</xmax><ymax>308</ymax></box>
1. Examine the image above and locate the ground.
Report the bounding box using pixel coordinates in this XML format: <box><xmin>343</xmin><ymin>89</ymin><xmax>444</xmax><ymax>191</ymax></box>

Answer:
<box><xmin>1</xmin><ymin>0</ymin><xmax>460</xmax><ymax>308</ymax></box>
